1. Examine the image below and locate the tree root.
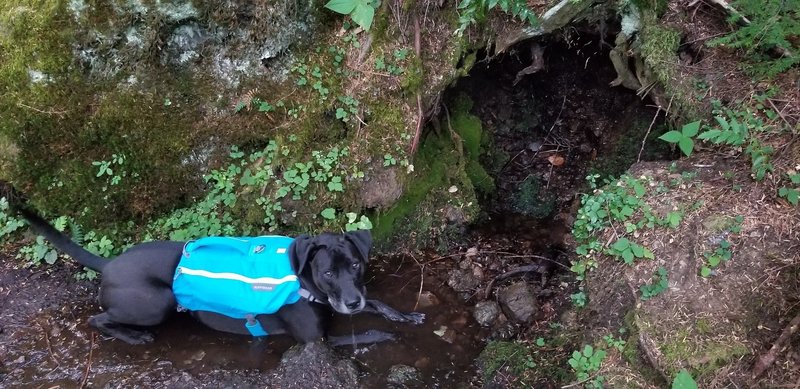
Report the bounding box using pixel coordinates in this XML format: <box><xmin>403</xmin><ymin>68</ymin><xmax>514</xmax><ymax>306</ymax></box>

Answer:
<box><xmin>751</xmin><ymin>312</ymin><xmax>800</xmax><ymax>379</ymax></box>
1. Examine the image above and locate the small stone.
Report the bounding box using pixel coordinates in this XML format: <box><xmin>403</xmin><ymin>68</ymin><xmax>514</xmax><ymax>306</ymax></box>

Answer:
<box><xmin>13</xmin><ymin>356</ymin><xmax>24</xmax><ymax>364</ymax></box>
<box><xmin>448</xmin><ymin>185</ymin><xmax>458</xmax><ymax>193</ymax></box>
<box><xmin>191</xmin><ymin>350</ymin><xmax>205</xmax><ymax>361</ymax></box>
<box><xmin>447</xmin><ymin>269</ymin><xmax>480</xmax><ymax>292</ymax></box>
<box><xmin>527</xmin><ymin>141</ymin><xmax>542</xmax><ymax>152</ymax></box>
<box><xmin>473</xmin><ymin>301</ymin><xmax>501</xmax><ymax>326</ymax></box>
<box><xmin>417</xmin><ymin>291</ymin><xmax>440</xmax><ymax>308</ymax></box>
<box><xmin>414</xmin><ymin>357</ymin><xmax>431</xmax><ymax>369</ymax></box>
<box><xmin>465</xmin><ymin>247</ymin><xmax>479</xmax><ymax>257</ymax></box>
<box><xmin>387</xmin><ymin>364</ymin><xmax>421</xmax><ymax>386</ymax></box>
<box><xmin>434</xmin><ymin>326</ymin><xmax>457</xmax><ymax>344</ymax></box>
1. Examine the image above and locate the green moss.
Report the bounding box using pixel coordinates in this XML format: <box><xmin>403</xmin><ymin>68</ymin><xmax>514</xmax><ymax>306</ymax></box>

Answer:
<box><xmin>659</xmin><ymin>327</ymin><xmax>749</xmax><ymax>378</ymax></box>
<box><xmin>478</xmin><ymin>341</ymin><xmax>534</xmax><ymax>380</ymax></box>
<box><xmin>513</xmin><ymin>176</ymin><xmax>555</xmax><ymax>218</ymax></box>
<box><xmin>401</xmin><ymin>56</ymin><xmax>424</xmax><ymax>94</ymax></box>
<box><xmin>640</xmin><ymin>16</ymin><xmax>681</xmax><ymax>87</ymax></box>
<box><xmin>372</xmin><ymin>131</ymin><xmax>453</xmax><ymax>241</ymax></box>
<box><xmin>450</xmin><ymin>93</ymin><xmax>495</xmax><ymax>195</ymax></box>
<box><xmin>630</xmin><ymin>0</ymin><xmax>668</xmax><ymax>14</ymax></box>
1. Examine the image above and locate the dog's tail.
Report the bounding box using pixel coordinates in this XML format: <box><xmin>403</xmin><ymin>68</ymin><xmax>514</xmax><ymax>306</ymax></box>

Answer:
<box><xmin>1</xmin><ymin>181</ymin><xmax>108</xmax><ymax>272</ymax></box>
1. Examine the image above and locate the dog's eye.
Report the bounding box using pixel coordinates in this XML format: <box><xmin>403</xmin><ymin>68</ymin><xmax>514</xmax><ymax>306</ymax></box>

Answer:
<box><xmin>324</xmin><ymin>271</ymin><xmax>333</xmax><ymax>278</ymax></box>
<box><xmin>351</xmin><ymin>263</ymin><xmax>360</xmax><ymax>269</ymax></box>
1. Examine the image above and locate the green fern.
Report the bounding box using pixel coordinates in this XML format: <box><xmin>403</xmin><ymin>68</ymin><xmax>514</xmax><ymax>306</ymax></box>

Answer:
<box><xmin>456</xmin><ymin>0</ymin><xmax>539</xmax><ymax>36</ymax></box>
<box><xmin>709</xmin><ymin>0</ymin><xmax>799</xmax><ymax>77</ymax></box>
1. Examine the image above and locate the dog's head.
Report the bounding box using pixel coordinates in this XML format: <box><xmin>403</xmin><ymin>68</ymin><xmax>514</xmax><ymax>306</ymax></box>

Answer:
<box><xmin>289</xmin><ymin>230</ymin><xmax>372</xmax><ymax>314</ymax></box>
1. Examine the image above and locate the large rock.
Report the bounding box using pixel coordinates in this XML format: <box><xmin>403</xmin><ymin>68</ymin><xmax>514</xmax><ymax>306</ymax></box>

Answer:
<box><xmin>497</xmin><ymin>281</ymin><xmax>537</xmax><ymax>323</ymax></box>
<box><xmin>269</xmin><ymin>341</ymin><xmax>359</xmax><ymax>388</ymax></box>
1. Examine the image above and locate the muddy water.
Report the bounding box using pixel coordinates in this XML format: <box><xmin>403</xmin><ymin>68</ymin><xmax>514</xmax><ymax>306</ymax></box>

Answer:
<box><xmin>0</xmin><ymin>254</ymin><xmax>483</xmax><ymax>388</ymax></box>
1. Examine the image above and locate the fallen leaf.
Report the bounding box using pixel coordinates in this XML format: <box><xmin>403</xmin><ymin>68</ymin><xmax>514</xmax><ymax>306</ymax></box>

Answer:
<box><xmin>548</xmin><ymin>154</ymin><xmax>565</xmax><ymax>166</ymax></box>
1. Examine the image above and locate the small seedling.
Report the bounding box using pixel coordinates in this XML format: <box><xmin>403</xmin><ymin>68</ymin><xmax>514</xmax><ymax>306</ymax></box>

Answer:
<box><xmin>568</xmin><ymin>345</ymin><xmax>607</xmax><ymax>388</ymax></box>
<box><xmin>640</xmin><ymin>267</ymin><xmax>669</xmax><ymax>300</ymax></box>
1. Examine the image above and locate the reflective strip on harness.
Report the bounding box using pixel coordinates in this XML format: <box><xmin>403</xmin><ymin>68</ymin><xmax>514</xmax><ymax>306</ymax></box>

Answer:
<box><xmin>177</xmin><ymin>267</ymin><xmax>298</xmax><ymax>286</ymax></box>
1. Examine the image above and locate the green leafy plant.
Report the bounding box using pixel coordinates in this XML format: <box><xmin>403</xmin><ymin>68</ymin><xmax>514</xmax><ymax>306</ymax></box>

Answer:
<box><xmin>608</xmin><ymin>237</ymin><xmax>654</xmax><ymax>264</ymax></box>
<box><xmin>708</xmin><ymin>0</ymin><xmax>800</xmax><ymax>78</ymax></box>
<box><xmin>700</xmin><ymin>239</ymin><xmax>733</xmax><ymax>277</ymax></box>
<box><xmin>456</xmin><ymin>0</ymin><xmax>539</xmax><ymax>36</ymax></box>
<box><xmin>779</xmin><ymin>173</ymin><xmax>800</xmax><ymax>205</ymax></box>
<box><xmin>92</xmin><ymin>153</ymin><xmax>129</xmax><ymax>189</ymax></box>
<box><xmin>572</xmin><ymin>174</ymin><xmax>654</xmax><ymax>279</ymax></box>
<box><xmin>324</xmin><ymin>0</ymin><xmax>377</xmax><ymax>31</ymax></box>
<box><xmin>603</xmin><ymin>334</ymin><xmax>627</xmax><ymax>352</ymax></box>
<box><xmin>640</xmin><ymin>266</ymin><xmax>669</xmax><ymax>300</ymax></box>
<box><xmin>383</xmin><ymin>154</ymin><xmax>397</xmax><ymax>166</ymax></box>
<box><xmin>336</xmin><ymin>95</ymin><xmax>360</xmax><ymax>123</ymax></box>
<box><xmin>659</xmin><ymin>120</ymin><xmax>701</xmax><ymax>157</ymax></box>
<box><xmin>17</xmin><ymin>235</ymin><xmax>58</xmax><ymax>266</ymax></box>
<box><xmin>0</xmin><ymin>197</ymin><xmax>25</xmax><ymax>240</ymax></box>
<box><xmin>568</xmin><ymin>345</ymin><xmax>607</xmax><ymax>388</ymax></box>
<box><xmin>570</xmin><ymin>290</ymin><xmax>587</xmax><ymax>307</ymax></box>
<box><xmin>321</xmin><ymin>208</ymin><xmax>337</xmax><ymax>220</ymax></box>
<box><xmin>672</xmin><ymin>369</ymin><xmax>698</xmax><ymax>389</ymax></box>
<box><xmin>345</xmin><ymin>212</ymin><xmax>373</xmax><ymax>231</ymax></box>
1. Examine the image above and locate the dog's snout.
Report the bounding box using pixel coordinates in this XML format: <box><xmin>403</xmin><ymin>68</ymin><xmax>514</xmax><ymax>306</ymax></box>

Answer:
<box><xmin>346</xmin><ymin>299</ymin><xmax>361</xmax><ymax>310</ymax></box>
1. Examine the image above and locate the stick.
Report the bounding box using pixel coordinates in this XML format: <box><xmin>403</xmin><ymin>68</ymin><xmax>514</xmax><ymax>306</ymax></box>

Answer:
<box><xmin>751</xmin><ymin>312</ymin><xmax>800</xmax><ymax>379</ymax></box>
<box><xmin>40</xmin><ymin>321</ymin><xmax>59</xmax><ymax>368</ymax></box>
<box><xmin>767</xmin><ymin>98</ymin><xmax>794</xmax><ymax>129</ymax></box>
<box><xmin>484</xmin><ymin>264</ymin><xmax>545</xmax><ymax>299</ymax></box>
<box><xmin>638</xmin><ymin>95</ymin><xmax>674</xmax><ymax>163</ymax></box>
<box><xmin>79</xmin><ymin>332</ymin><xmax>95</xmax><ymax>389</ymax></box>
<box><xmin>410</xmin><ymin>15</ymin><xmax>424</xmax><ymax>155</ymax></box>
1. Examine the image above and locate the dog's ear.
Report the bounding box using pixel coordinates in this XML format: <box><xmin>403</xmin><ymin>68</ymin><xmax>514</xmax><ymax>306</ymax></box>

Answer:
<box><xmin>345</xmin><ymin>230</ymin><xmax>372</xmax><ymax>262</ymax></box>
<box><xmin>289</xmin><ymin>234</ymin><xmax>316</xmax><ymax>273</ymax></box>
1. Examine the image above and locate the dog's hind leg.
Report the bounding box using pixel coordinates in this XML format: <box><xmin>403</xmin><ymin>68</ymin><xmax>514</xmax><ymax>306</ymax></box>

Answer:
<box><xmin>88</xmin><ymin>313</ymin><xmax>155</xmax><ymax>344</ymax></box>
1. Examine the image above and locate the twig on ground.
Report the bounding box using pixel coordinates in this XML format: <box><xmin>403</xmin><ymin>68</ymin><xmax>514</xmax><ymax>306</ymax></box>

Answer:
<box><xmin>355</xmin><ymin>34</ymin><xmax>373</xmax><ymax>65</ymax></box>
<box><xmin>638</xmin><ymin>95</ymin><xmax>674</xmax><ymax>162</ymax></box>
<box><xmin>751</xmin><ymin>312</ymin><xmax>800</xmax><ymax>379</ymax></box>
<box><xmin>16</xmin><ymin>103</ymin><xmax>67</xmax><ymax>118</ymax></box>
<box><xmin>39</xmin><ymin>321</ymin><xmax>59</xmax><ymax>368</ymax></box>
<box><xmin>767</xmin><ymin>98</ymin><xmax>795</xmax><ymax>129</ymax></box>
<box><xmin>484</xmin><ymin>264</ymin><xmax>545</xmax><ymax>299</ymax></box>
<box><xmin>79</xmin><ymin>332</ymin><xmax>95</xmax><ymax>389</ymax></box>
<box><xmin>410</xmin><ymin>15</ymin><xmax>424</xmax><ymax>155</ymax></box>
<box><xmin>408</xmin><ymin>253</ymin><xmax>425</xmax><ymax>311</ymax></box>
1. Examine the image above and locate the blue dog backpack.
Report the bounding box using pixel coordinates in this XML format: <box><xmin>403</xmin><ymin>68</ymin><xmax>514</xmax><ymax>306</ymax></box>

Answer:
<box><xmin>172</xmin><ymin>236</ymin><xmax>302</xmax><ymax>336</ymax></box>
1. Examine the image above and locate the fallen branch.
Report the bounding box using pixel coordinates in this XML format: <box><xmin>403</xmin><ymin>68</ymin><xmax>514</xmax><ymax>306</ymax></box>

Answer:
<box><xmin>751</xmin><ymin>312</ymin><xmax>800</xmax><ymax>379</ymax></box>
<box><xmin>410</xmin><ymin>15</ymin><xmax>424</xmax><ymax>155</ymax></box>
<box><xmin>484</xmin><ymin>264</ymin><xmax>545</xmax><ymax>299</ymax></box>
<box><xmin>39</xmin><ymin>321</ymin><xmax>60</xmax><ymax>368</ymax></box>
<box><xmin>638</xmin><ymin>95</ymin><xmax>674</xmax><ymax>163</ymax></box>
<box><xmin>79</xmin><ymin>332</ymin><xmax>95</xmax><ymax>389</ymax></box>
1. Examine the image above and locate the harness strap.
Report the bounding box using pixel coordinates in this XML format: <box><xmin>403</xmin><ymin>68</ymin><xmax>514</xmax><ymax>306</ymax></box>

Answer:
<box><xmin>298</xmin><ymin>288</ymin><xmax>328</xmax><ymax>305</ymax></box>
<box><xmin>245</xmin><ymin>314</ymin><xmax>268</xmax><ymax>337</ymax></box>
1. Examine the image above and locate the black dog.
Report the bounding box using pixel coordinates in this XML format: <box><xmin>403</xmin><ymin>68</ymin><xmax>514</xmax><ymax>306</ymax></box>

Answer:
<box><xmin>15</xmin><ymin>206</ymin><xmax>424</xmax><ymax>346</ymax></box>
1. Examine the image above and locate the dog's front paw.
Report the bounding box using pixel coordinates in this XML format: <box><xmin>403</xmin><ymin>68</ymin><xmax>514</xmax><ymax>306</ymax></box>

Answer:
<box><xmin>406</xmin><ymin>312</ymin><xmax>425</xmax><ymax>325</ymax></box>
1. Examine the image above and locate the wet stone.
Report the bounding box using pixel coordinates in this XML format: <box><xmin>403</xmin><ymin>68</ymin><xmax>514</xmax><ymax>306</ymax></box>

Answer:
<box><xmin>270</xmin><ymin>341</ymin><xmax>358</xmax><ymax>388</ymax></box>
<box><xmin>447</xmin><ymin>269</ymin><xmax>481</xmax><ymax>293</ymax></box>
<box><xmin>417</xmin><ymin>291</ymin><xmax>440</xmax><ymax>308</ymax></box>
<box><xmin>387</xmin><ymin>364</ymin><xmax>421</xmax><ymax>387</ymax></box>
<box><xmin>498</xmin><ymin>281</ymin><xmax>538</xmax><ymax>323</ymax></box>
<box><xmin>473</xmin><ymin>300</ymin><xmax>501</xmax><ymax>326</ymax></box>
